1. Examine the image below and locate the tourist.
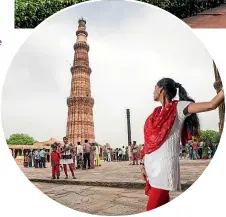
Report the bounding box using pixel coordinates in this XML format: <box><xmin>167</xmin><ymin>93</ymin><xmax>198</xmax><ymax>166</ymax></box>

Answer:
<box><xmin>122</xmin><ymin>146</ymin><xmax>126</xmax><ymax>161</ymax></box>
<box><xmin>202</xmin><ymin>144</ymin><xmax>209</xmax><ymax>159</ymax></box>
<box><xmin>107</xmin><ymin>148</ymin><xmax>111</xmax><ymax>162</ymax></box>
<box><xmin>115</xmin><ymin>148</ymin><xmax>119</xmax><ymax>161</ymax></box>
<box><xmin>103</xmin><ymin>147</ymin><xmax>108</xmax><ymax>162</ymax></box>
<box><xmin>90</xmin><ymin>143</ymin><xmax>96</xmax><ymax>169</ymax></box>
<box><xmin>95</xmin><ymin>144</ymin><xmax>101</xmax><ymax>166</ymax></box>
<box><xmin>192</xmin><ymin>139</ymin><xmax>198</xmax><ymax>160</ymax></box>
<box><xmin>24</xmin><ymin>153</ymin><xmax>30</xmax><ymax>168</ymax></box>
<box><xmin>51</xmin><ymin>143</ymin><xmax>60</xmax><ymax>179</ymax></box>
<box><xmin>189</xmin><ymin>143</ymin><xmax>193</xmax><ymax>160</ymax></box>
<box><xmin>38</xmin><ymin>150</ymin><xmax>42</xmax><ymax>168</ymax></box>
<box><xmin>60</xmin><ymin>136</ymin><xmax>76</xmax><ymax>179</ymax></box>
<box><xmin>181</xmin><ymin>144</ymin><xmax>186</xmax><ymax>159</ymax></box>
<box><xmin>77</xmin><ymin>142</ymin><xmax>83</xmax><ymax>169</ymax></box>
<box><xmin>140</xmin><ymin>77</ymin><xmax>224</xmax><ymax>211</ymax></box>
<box><xmin>39</xmin><ymin>148</ymin><xmax>46</xmax><ymax>168</ymax></box>
<box><xmin>28</xmin><ymin>151</ymin><xmax>33</xmax><ymax>167</ymax></box>
<box><xmin>57</xmin><ymin>143</ymin><xmax>63</xmax><ymax>172</ymax></box>
<box><xmin>118</xmin><ymin>149</ymin><xmax>122</xmax><ymax>161</ymax></box>
<box><xmin>132</xmin><ymin>141</ymin><xmax>139</xmax><ymax>165</ymax></box>
<box><xmin>32</xmin><ymin>151</ymin><xmax>35</xmax><ymax>167</ymax></box>
<box><xmin>198</xmin><ymin>140</ymin><xmax>204</xmax><ymax>159</ymax></box>
<box><xmin>73</xmin><ymin>147</ymin><xmax>77</xmax><ymax>169</ymax></box>
<box><xmin>83</xmin><ymin>139</ymin><xmax>91</xmax><ymax>169</ymax></box>
<box><xmin>34</xmin><ymin>150</ymin><xmax>39</xmax><ymax>168</ymax></box>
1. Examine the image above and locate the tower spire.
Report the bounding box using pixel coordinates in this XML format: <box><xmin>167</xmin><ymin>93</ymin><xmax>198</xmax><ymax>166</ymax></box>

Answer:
<box><xmin>66</xmin><ymin>18</ymin><xmax>95</xmax><ymax>145</ymax></box>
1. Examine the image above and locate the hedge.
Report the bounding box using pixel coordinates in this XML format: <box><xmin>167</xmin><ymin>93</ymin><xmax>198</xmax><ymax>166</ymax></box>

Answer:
<box><xmin>15</xmin><ymin>0</ymin><xmax>226</xmax><ymax>28</ymax></box>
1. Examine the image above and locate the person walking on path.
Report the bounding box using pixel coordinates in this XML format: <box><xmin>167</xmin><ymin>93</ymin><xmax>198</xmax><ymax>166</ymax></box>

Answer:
<box><xmin>140</xmin><ymin>77</ymin><xmax>224</xmax><ymax>211</ymax></box>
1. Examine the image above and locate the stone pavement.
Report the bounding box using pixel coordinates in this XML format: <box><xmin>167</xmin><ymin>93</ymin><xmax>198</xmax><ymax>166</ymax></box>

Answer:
<box><xmin>20</xmin><ymin>160</ymin><xmax>210</xmax><ymax>190</ymax></box>
<box><xmin>33</xmin><ymin>182</ymin><xmax>182</xmax><ymax>215</ymax></box>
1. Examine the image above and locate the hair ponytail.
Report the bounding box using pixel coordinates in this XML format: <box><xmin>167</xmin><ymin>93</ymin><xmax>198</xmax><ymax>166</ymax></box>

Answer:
<box><xmin>157</xmin><ymin>78</ymin><xmax>200</xmax><ymax>137</ymax></box>
<box><xmin>177</xmin><ymin>84</ymin><xmax>200</xmax><ymax>137</ymax></box>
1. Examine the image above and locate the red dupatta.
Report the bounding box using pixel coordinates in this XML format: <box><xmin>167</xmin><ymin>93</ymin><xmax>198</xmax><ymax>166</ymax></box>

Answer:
<box><xmin>141</xmin><ymin>100</ymin><xmax>191</xmax><ymax>159</ymax></box>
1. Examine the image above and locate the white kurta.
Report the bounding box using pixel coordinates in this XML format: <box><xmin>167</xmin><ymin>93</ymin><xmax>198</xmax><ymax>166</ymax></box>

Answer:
<box><xmin>144</xmin><ymin>101</ymin><xmax>191</xmax><ymax>191</ymax></box>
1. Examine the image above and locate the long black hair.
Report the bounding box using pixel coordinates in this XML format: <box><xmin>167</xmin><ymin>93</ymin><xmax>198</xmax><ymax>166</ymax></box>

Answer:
<box><xmin>157</xmin><ymin>78</ymin><xmax>200</xmax><ymax>137</ymax></box>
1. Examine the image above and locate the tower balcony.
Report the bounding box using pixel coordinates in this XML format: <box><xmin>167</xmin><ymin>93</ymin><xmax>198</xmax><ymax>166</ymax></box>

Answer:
<box><xmin>67</xmin><ymin>121</ymin><xmax>94</xmax><ymax>127</ymax></box>
<box><xmin>67</xmin><ymin>96</ymin><xmax>94</xmax><ymax>106</ymax></box>
<box><xmin>70</xmin><ymin>66</ymin><xmax>92</xmax><ymax>74</ymax></box>
<box><xmin>76</xmin><ymin>29</ymin><xmax>88</xmax><ymax>37</ymax></box>
<box><xmin>74</xmin><ymin>42</ymin><xmax>89</xmax><ymax>52</ymax></box>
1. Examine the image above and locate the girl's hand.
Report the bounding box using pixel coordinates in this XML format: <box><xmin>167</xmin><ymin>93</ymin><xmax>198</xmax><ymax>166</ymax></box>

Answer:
<box><xmin>140</xmin><ymin>166</ymin><xmax>147</xmax><ymax>181</ymax></box>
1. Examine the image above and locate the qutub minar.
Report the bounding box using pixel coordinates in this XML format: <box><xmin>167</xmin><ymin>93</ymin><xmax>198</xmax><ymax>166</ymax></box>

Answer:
<box><xmin>66</xmin><ymin>18</ymin><xmax>95</xmax><ymax>145</ymax></box>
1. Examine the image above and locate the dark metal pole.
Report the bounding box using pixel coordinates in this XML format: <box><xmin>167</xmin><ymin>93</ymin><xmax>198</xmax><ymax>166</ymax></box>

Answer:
<box><xmin>126</xmin><ymin>109</ymin><xmax>132</xmax><ymax>146</ymax></box>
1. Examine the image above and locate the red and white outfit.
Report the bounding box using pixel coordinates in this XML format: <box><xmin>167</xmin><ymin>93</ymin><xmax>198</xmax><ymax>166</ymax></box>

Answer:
<box><xmin>60</xmin><ymin>143</ymin><xmax>75</xmax><ymax>178</ymax></box>
<box><xmin>51</xmin><ymin>151</ymin><xmax>60</xmax><ymax>178</ymax></box>
<box><xmin>142</xmin><ymin>101</ymin><xmax>191</xmax><ymax>211</ymax></box>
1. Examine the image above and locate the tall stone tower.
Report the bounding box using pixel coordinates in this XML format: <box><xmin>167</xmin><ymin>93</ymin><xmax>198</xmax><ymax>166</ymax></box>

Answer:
<box><xmin>66</xmin><ymin>18</ymin><xmax>95</xmax><ymax>145</ymax></box>
<box><xmin>213</xmin><ymin>61</ymin><xmax>225</xmax><ymax>136</ymax></box>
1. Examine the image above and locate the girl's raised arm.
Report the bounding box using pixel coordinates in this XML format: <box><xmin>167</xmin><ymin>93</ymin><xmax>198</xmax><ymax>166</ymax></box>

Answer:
<box><xmin>184</xmin><ymin>90</ymin><xmax>224</xmax><ymax>115</ymax></box>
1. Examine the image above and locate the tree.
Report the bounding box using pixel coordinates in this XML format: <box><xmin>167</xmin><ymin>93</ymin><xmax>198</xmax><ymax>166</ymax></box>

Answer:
<box><xmin>199</xmin><ymin>130</ymin><xmax>220</xmax><ymax>144</ymax></box>
<box><xmin>15</xmin><ymin>0</ymin><xmax>87</xmax><ymax>28</ymax></box>
<box><xmin>6</xmin><ymin>133</ymin><xmax>37</xmax><ymax>145</ymax></box>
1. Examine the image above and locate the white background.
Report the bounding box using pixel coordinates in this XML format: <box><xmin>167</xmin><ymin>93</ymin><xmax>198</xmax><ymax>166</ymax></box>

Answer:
<box><xmin>0</xmin><ymin>0</ymin><xmax>226</xmax><ymax>217</ymax></box>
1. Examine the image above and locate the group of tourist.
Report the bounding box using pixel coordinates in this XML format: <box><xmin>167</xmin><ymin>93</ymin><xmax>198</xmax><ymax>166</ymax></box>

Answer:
<box><xmin>24</xmin><ymin>149</ymin><xmax>47</xmax><ymax>168</ymax></box>
<box><xmin>103</xmin><ymin>146</ymin><xmax>126</xmax><ymax>162</ymax></box>
<box><xmin>103</xmin><ymin>141</ymin><xmax>141</xmax><ymax>165</ymax></box>
<box><xmin>50</xmin><ymin>137</ymin><xmax>102</xmax><ymax>179</ymax></box>
<box><xmin>180</xmin><ymin>139</ymin><xmax>218</xmax><ymax>160</ymax></box>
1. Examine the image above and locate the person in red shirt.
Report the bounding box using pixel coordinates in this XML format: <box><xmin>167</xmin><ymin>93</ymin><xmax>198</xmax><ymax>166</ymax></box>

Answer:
<box><xmin>51</xmin><ymin>143</ymin><xmax>61</xmax><ymax>179</ymax></box>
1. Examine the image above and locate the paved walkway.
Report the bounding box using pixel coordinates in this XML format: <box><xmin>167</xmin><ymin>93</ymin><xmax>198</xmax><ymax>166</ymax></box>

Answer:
<box><xmin>33</xmin><ymin>182</ymin><xmax>182</xmax><ymax>215</ymax></box>
<box><xmin>20</xmin><ymin>160</ymin><xmax>210</xmax><ymax>189</ymax></box>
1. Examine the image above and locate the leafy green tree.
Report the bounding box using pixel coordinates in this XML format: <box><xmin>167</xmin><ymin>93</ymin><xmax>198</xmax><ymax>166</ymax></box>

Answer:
<box><xmin>199</xmin><ymin>130</ymin><xmax>220</xmax><ymax>143</ymax></box>
<box><xmin>6</xmin><ymin>133</ymin><xmax>37</xmax><ymax>145</ymax></box>
<box><xmin>15</xmin><ymin>0</ymin><xmax>88</xmax><ymax>28</ymax></box>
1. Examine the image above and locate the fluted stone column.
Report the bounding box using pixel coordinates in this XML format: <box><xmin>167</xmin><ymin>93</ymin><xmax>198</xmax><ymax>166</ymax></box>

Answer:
<box><xmin>66</xmin><ymin>18</ymin><xmax>95</xmax><ymax>145</ymax></box>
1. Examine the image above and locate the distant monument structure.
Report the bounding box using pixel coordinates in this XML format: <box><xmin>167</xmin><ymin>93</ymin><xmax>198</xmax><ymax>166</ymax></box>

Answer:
<box><xmin>66</xmin><ymin>18</ymin><xmax>95</xmax><ymax>145</ymax></box>
<box><xmin>126</xmin><ymin>109</ymin><xmax>132</xmax><ymax>146</ymax></box>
